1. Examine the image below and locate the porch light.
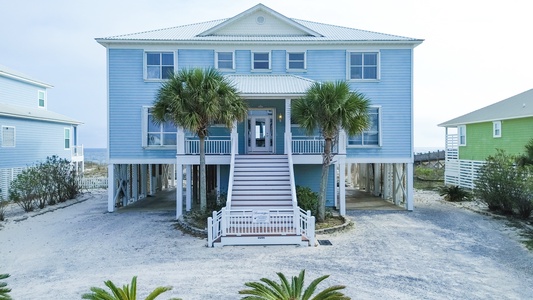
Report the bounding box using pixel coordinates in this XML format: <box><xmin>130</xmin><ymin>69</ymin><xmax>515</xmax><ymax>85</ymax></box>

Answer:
<box><xmin>278</xmin><ymin>113</ymin><xmax>283</xmax><ymax>122</ymax></box>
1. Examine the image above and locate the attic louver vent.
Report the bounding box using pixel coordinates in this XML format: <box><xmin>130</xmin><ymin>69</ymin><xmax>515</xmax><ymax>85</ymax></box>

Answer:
<box><xmin>256</xmin><ymin>16</ymin><xmax>265</xmax><ymax>24</ymax></box>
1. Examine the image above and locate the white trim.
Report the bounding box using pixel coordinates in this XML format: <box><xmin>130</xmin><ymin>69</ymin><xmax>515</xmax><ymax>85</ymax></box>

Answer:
<box><xmin>346</xmin><ymin>50</ymin><xmax>380</xmax><ymax>81</ymax></box>
<box><xmin>251</xmin><ymin>51</ymin><xmax>271</xmax><ymax>71</ymax></box>
<box><xmin>493</xmin><ymin>121</ymin><xmax>501</xmax><ymax>138</ymax></box>
<box><xmin>64</xmin><ymin>127</ymin><xmax>71</xmax><ymax>150</ymax></box>
<box><xmin>37</xmin><ymin>90</ymin><xmax>46</xmax><ymax>108</ymax></box>
<box><xmin>215</xmin><ymin>51</ymin><xmax>235</xmax><ymax>70</ymax></box>
<box><xmin>286</xmin><ymin>51</ymin><xmax>306</xmax><ymax>71</ymax></box>
<box><xmin>1</xmin><ymin>126</ymin><xmax>15</xmax><ymax>147</ymax></box>
<box><xmin>143</xmin><ymin>50</ymin><xmax>175</xmax><ymax>81</ymax></box>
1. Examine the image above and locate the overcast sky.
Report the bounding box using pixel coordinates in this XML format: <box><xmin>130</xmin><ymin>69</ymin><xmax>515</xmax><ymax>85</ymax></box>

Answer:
<box><xmin>1</xmin><ymin>0</ymin><xmax>532</xmax><ymax>149</ymax></box>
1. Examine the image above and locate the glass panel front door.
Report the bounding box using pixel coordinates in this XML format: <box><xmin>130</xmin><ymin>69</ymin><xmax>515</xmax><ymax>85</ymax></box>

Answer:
<box><xmin>247</xmin><ymin>110</ymin><xmax>273</xmax><ymax>153</ymax></box>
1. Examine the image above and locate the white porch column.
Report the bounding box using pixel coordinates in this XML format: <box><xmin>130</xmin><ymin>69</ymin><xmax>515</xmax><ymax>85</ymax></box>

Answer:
<box><xmin>186</xmin><ymin>165</ymin><xmax>192</xmax><ymax>211</ymax></box>
<box><xmin>339</xmin><ymin>158</ymin><xmax>346</xmax><ymax>216</ymax></box>
<box><xmin>141</xmin><ymin>164</ymin><xmax>147</xmax><ymax>197</ymax></box>
<box><xmin>177</xmin><ymin>127</ymin><xmax>185</xmax><ymax>155</ymax></box>
<box><xmin>334</xmin><ymin>164</ymin><xmax>338</xmax><ymax>208</ymax></box>
<box><xmin>176</xmin><ymin>163</ymin><xmax>183</xmax><ymax>219</ymax></box>
<box><xmin>171</xmin><ymin>164</ymin><xmax>176</xmax><ymax>187</ymax></box>
<box><xmin>338</xmin><ymin>130</ymin><xmax>347</xmax><ymax>155</ymax></box>
<box><xmin>406</xmin><ymin>162</ymin><xmax>414</xmax><ymax>211</ymax></box>
<box><xmin>285</xmin><ymin>98</ymin><xmax>291</xmax><ymax>154</ymax></box>
<box><xmin>346</xmin><ymin>163</ymin><xmax>352</xmax><ymax>187</ymax></box>
<box><xmin>107</xmin><ymin>164</ymin><xmax>114</xmax><ymax>212</ymax></box>
<box><xmin>373</xmin><ymin>163</ymin><xmax>381</xmax><ymax>197</ymax></box>
<box><xmin>132</xmin><ymin>164</ymin><xmax>138</xmax><ymax>202</ymax></box>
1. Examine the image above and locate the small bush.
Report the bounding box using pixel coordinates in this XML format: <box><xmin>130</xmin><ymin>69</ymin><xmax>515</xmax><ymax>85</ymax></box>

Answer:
<box><xmin>9</xmin><ymin>168</ymin><xmax>39</xmax><ymax>212</ymax></box>
<box><xmin>439</xmin><ymin>185</ymin><xmax>471</xmax><ymax>202</ymax></box>
<box><xmin>296</xmin><ymin>185</ymin><xmax>319</xmax><ymax>217</ymax></box>
<box><xmin>0</xmin><ymin>273</ymin><xmax>12</xmax><ymax>300</ymax></box>
<box><xmin>0</xmin><ymin>195</ymin><xmax>8</xmax><ymax>222</ymax></box>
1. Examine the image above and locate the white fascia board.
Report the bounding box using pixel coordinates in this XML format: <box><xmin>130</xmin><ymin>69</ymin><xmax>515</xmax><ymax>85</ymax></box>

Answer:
<box><xmin>0</xmin><ymin>112</ymin><xmax>83</xmax><ymax>125</ymax></box>
<box><xmin>0</xmin><ymin>71</ymin><xmax>53</xmax><ymax>89</ymax></box>
<box><xmin>438</xmin><ymin>114</ymin><xmax>533</xmax><ymax>127</ymax></box>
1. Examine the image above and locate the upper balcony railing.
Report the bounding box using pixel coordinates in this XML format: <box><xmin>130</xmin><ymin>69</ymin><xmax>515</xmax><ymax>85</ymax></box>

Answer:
<box><xmin>185</xmin><ymin>136</ymin><xmax>231</xmax><ymax>155</ymax></box>
<box><xmin>71</xmin><ymin>145</ymin><xmax>84</xmax><ymax>162</ymax></box>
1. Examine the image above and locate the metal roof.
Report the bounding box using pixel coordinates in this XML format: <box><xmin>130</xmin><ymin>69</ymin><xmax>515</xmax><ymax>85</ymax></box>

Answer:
<box><xmin>0</xmin><ymin>102</ymin><xmax>82</xmax><ymax>125</ymax></box>
<box><xmin>226</xmin><ymin>74</ymin><xmax>315</xmax><ymax>96</ymax></box>
<box><xmin>438</xmin><ymin>88</ymin><xmax>533</xmax><ymax>127</ymax></box>
<box><xmin>0</xmin><ymin>64</ymin><xmax>52</xmax><ymax>88</ymax></box>
<box><xmin>96</xmin><ymin>5</ymin><xmax>422</xmax><ymax>44</ymax></box>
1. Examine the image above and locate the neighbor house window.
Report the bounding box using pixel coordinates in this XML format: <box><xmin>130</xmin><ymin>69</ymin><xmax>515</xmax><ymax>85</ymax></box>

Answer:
<box><xmin>216</xmin><ymin>52</ymin><xmax>234</xmax><ymax>70</ymax></box>
<box><xmin>287</xmin><ymin>52</ymin><xmax>306</xmax><ymax>70</ymax></box>
<box><xmin>142</xmin><ymin>107</ymin><xmax>177</xmax><ymax>147</ymax></box>
<box><xmin>38</xmin><ymin>90</ymin><xmax>46</xmax><ymax>108</ymax></box>
<box><xmin>252</xmin><ymin>52</ymin><xmax>270</xmax><ymax>70</ymax></box>
<box><xmin>146</xmin><ymin>52</ymin><xmax>174</xmax><ymax>80</ymax></box>
<box><xmin>348</xmin><ymin>107</ymin><xmax>381</xmax><ymax>146</ymax></box>
<box><xmin>64</xmin><ymin>128</ymin><xmax>71</xmax><ymax>149</ymax></box>
<box><xmin>458</xmin><ymin>125</ymin><xmax>466</xmax><ymax>146</ymax></box>
<box><xmin>1</xmin><ymin>126</ymin><xmax>15</xmax><ymax>147</ymax></box>
<box><xmin>349</xmin><ymin>52</ymin><xmax>379</xmax><ymax>80</ymax></box>
<box><xmin>493</xmin><ymin>121</ymin><xmax>501</xmax><ymax>138</ymax></box>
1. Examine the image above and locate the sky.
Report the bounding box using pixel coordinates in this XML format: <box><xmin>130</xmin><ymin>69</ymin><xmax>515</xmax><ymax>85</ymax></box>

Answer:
<box><xmin>1</xmin><ymin>0</ymin><xmax>532</xmax><ymax>149</ymax></box>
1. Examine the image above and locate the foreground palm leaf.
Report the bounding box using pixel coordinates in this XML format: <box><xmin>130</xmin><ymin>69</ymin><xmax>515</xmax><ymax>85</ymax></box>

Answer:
<box><xmin>0</xmin><ymin>273</ymin><xmax>12</xmax><ymax>300</ymax></box>
<box><xmin>292</xmin><ymin>81</ymin><xmax>369</xmax><ymax>222</ymax></box>
<box><xmin>81</xmin><ymin>276</ymin><xmax>180</xmax><ymax>300</ymax></box>
<box><xmin>152</xmin><ymin>67</ymin><xmax>247</xmax><ymax>211</ymax></box>
<box><xmin>239</xmin><ymin>270</ymin><xmax>349</xmax><ymax>299</ymax></box>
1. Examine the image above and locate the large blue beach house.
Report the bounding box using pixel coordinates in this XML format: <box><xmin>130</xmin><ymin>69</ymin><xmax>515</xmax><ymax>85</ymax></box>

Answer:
<box><xmin>0</xmin><ymin>65</ymin><xmax>83</xmax><ymax>199</ymax></box>
<box><xmin>96</xmin><ymin>4</ymin><xmax>422</xmax><ymax>246</ymax></box>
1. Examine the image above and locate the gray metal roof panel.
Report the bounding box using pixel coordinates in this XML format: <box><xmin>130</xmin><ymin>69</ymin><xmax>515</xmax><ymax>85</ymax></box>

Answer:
<box><xmin>226</xmin><ymin>74</ymin><xmax>315</xmax><ymax>95</ymax></box>
<box><xmin>438</xmin><ymin>89</ymin><xmax>533</xmax><ymax>127</ymax></box>
<box><xmin>0</xmin><ymin>102</ymin><xmax>82</xmax><ymax>125</ymax></box>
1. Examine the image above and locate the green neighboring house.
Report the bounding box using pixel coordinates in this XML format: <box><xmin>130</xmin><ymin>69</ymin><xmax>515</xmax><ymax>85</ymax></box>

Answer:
<box><xmin>438</xmin><ymin>88</ymin><xmax>533</xmax><ymax>188</ymax></box>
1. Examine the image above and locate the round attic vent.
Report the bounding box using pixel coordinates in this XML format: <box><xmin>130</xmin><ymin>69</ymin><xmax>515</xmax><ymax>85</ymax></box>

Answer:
<box><xmin>256</xmin><ymin>16</ymin><xmax>265</xmax><ymax>24</ymax></box>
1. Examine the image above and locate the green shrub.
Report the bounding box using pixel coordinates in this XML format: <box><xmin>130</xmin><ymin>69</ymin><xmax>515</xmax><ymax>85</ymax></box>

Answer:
<box><xmin>82</xmin><ymin>276</ymin><xmax>180</xmax><ymax>300</ymax></box>
<box><xmin>9</xmin><ymin>167</ymin><xmax>39</xmax><ymax>212</ymax></box>
<box><xmin>296</xmin><ymin>186</ymin><xmax>319</xmax><ymax>217</ymax></box>
<box><xmin>439</xmin><ymin>185</ymin><xmax>471</xmax><ymax>202</ymax></box>
<box><xmin>0</xmin><ymin>273</ymin><xmax>12</xmax><ymax>300</ymax></box>
<box><xmin>239</xmin><ymin>270</ymin><xmax>349</xmax><ymax>300</ymax></box>
<box><xmin>0</xmin><ymin>194</ymin><xmax>8</xmax><ymax>222</ymax></box>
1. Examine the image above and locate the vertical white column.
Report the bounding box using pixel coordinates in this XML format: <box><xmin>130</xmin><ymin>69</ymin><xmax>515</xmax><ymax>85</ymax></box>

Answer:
<box><xmin>107</xmin><ymin>164</ymin><xmax>114</xmax><ymax>212</ymax></box>
<box><xmin>406</xmin><ymin>163</ymin><xmax>414</xmax><ymax>211</ymax></box>
<box><xmin>339</xmin><ymin>159</ymin><xmax>346</xmax><ymax>216</ymax></box>
<box><xmin>141</xmin><ymin>164</ymin><xmax>147</xmax><ymax>197</ymax></box>
<box><xmin>186</xmin><ymin>165</ymin><xmax>192</xmax><ymax>211</ymax></box>
<box><xmin>171</xmin><ymin>164</ymin><xmax>176</xmax><ymax>187</ymax></box>
<box><xmin>132</xmin><ymin>164</ymin><xmax>138</xmax><ymax>202</ymax></box>
<box><xmin>176</xmin><ymin>163</ymin><xmax>183</xmax><ymax>219</ymax></box>
<box><xmin>334</xmin><ymin>164</ymin><xmax>338</xmax><ymax>208</ymax></box>
<box><xmin>373</xmin><ymin>163</ymin><xmax>381</xmax><ymax>197</ymax></box>
<box><xmin>346</xmin><ymin>162</ymin><xmax>352</xmax><ymax>187</ymax></box>
<box><xmin>285</xmin><ymin>98</ymin><xmax>291</xmax><ymax>154</ymax></box>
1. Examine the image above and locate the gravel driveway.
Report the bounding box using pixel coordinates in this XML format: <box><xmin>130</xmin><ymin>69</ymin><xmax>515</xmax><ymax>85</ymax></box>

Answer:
<box><xmin>1</xmin><ymin>191</ymin><xmax>532</xmax><ymax>299</ymax></box>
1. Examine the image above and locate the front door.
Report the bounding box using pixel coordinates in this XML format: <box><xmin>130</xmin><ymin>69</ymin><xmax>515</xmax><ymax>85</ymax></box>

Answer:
<box><xmin>247</xmin><ymin>110</ymin><xmax>274</xmax><ymax>153</ymax></box>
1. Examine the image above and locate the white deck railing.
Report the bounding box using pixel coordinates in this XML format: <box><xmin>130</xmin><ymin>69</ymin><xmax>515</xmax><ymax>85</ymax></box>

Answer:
<box><xmin>79</xmin><ymin>177</ymin><xmax>108</xmax><ymax>189</ymax></box>
<box><xmin>291</xmin><ymin>136</ymin><xmax>338</xmax><ymax>155</ymax></box>
<box><xmin>185</xmin><ymin>136</ymin><xmax>231</xmax><ymax>155</ymax></box>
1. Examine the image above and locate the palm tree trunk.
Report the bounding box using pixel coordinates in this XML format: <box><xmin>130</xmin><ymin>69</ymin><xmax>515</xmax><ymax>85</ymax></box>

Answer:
<box><xmin>199</xmin><ymin>135</ymin><xmax>207</xmax><ymax>211</ymax></box>
<box><xmin>318</xmin><ymin>138</ymin><xmax>333</xmax><ymax>222</ymax></box>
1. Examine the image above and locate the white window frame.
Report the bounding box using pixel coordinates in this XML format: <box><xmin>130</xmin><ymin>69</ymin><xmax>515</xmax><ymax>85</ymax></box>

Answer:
<box><xmin>1</xmin><ymin>126</ymin><xmax>15</xmax><ymax>147</ymax></box>
<box><xmin>347</xmin><ymin>51</ymin><xmax>380</xmax><ymax>81</ymax></box>
<box><xmin>64</xmin><ymin>128</ymin><xmax>71</xmax><ymax>150</ymax></box>
<box><xmin>38</xmin><ymin>90</ymin><xmax>46</xmax><ymax>108</ymax></box>
<box><xmin>215</xmin><ymin>51</ymin><xmax>235</xmax><ymax>70</ymax></box>
<box><xmin>286</xmin><ymin>52</ymin><xmax>306</xmax><ymax>71</ymax></box>
<box><xmin>251</xmin><ymin>51</ymin><xmax>271</xmax><ymax>71</ymax></box>
<box><xmin>142</xmin><ymin>106</ymin><xmax>177</xmax><ymax>148</ymax></box>
<box><xmin>347</xmin><ymin>106</ymin><xmax>382</xmax><ymax>147</ymax></box>
<box><xmin>144</xmin><ymin>51</ymin><xmax>175</xmax><ymax>81</ymax></box>
<box><xmin>493</xmin><ymin>121</ymin><xmax>501</xmax><ymax>138</ymax></box>
<box><xmin>458</xmin><ymin>125</ymin><xmax>466</xmax><ymax>146</ymax></box>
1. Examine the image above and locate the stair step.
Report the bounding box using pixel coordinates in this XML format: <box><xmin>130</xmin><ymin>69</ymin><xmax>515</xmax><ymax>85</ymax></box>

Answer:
<box><xmin>233</xmin><ymin>185</ymin><xmax>290</xmax><ymax>190</ymax></box>
<box><xmin>234</xmin><ymin>167</ymin><xmax>288</xmax><ymax>172</ymax></box>
<box><xmin>234</xmin><ymin>171</ymin><xmax>289</xmax><ymax>176</ymax></box>
<box><xmin>233</xmin><ymin>189</ymin><xmax>291</xmax><ymax>195</ymax></box>
<box><xmin>233</xmin><ymin>180</ymin><xmax>291</xmax><ymax>186</ymax></box>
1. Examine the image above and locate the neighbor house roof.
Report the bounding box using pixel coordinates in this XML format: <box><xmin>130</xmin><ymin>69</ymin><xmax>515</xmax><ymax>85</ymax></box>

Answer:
<box><xmin>438</xmin><ymin>88</ymin><xmax>533</xmax><ymax>127</ymax></box>
<box><xmin>227</xmin><ymin>74</ymin><xmax>315</xmax><ymax>96</ymax></box>
<box><xmin>0</xmin><ymin>64</ymin><xmax>52</xmax><ymax>88</ymax></box>
<box><xmin>96</xmin><ymin>4</ymin><xmax>422</xmax><ymax>45</ymax></box>
<box><xmin>0</xmin><ymin>102</ymin><xmax>82</xmax><ymax>125</ymax></box>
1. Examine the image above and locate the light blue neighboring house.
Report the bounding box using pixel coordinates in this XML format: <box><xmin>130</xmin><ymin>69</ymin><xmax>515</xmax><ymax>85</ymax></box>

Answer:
<box><xmin>0</xmin><ymin>65</ymin><xmax>83</xmax><ymax>199</ymax></box>
<box><xmin>96</xmin><ymin>4</ymin><xmax>422</xmax><ymax>246</ymax></box>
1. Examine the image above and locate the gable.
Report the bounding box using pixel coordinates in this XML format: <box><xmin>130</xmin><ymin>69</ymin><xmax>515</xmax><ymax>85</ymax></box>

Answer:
<box><xmin>198</xmin><ymin>4</ymin><xmax>321</xmax><ymax>37</ymax></box>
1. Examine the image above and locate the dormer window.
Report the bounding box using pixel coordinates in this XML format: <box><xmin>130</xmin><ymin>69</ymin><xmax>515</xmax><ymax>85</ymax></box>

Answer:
<box><xmin>252</xmin><ymin>52</ymin><xmax>270</xmax><ymax>70</ymax></box>
<box><xmin>38</xmin><ymin>90</ymin><xmax>46</xmax><ymax>108</ymax></box>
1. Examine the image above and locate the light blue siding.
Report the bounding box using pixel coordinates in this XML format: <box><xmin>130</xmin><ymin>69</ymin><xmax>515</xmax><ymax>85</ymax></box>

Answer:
<box><xmin>271</xmin><ymin>50</ymin><xmax>285</xmax><ymax>73</ymax></box>
<box><xmin>0</xmin><ymin>116</ymin><xmax>72</xmax><ymax>168</ymax></box>
<box><xmin>178</xmin><ymin>49</ymin><xmax>214</xmax><ymax>69</ymax></box>
<box><xmin>305</xmin><ymin>50</ymin><xmax>346</xmax><ymax>81</ymax></box>
<box><xmin>235</xmin><ymin>50</ymin><xmax>251</xmax><ymax>73</ymax></box>
<box><xmin>0</xmin><ymin>76</ymin><xmax>46</xmax><ymax>109</ymax></box>
<box><xmin>294</xmin><ymin>164</ymin><xmax>335</xmax><ymax>207</ymax></box>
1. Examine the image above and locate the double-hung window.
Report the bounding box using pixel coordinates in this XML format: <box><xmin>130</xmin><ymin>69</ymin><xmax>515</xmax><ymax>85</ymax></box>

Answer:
<box><xmin>1</xmin><ymin>126</ymin><xmax>15</xmax><ymax>147</ymax></box>
<box><xmin>348</xmin><ymin>107</ymin><xmax>381</xmax><ymax>146</ymax></box>
<box><xmin>458</xmin><ymin>125</ymin><xmax>466</xmax><ymax>146</ymax></box>
<box><xmin>146</xmin><ymin>52</ymin><xmax>174</xmax><ymax>80</ymax></box>
<box><xmin>64</xmin><ymin>128</ymin><xmax>71</xmax><ymax>149</ymax></box>
<box><xmin>493</xmin><ymin>121</ymin><xmax>501</xmax><ymax>138</ymax></box>
<box><xmin>143</xmin><ymin>107</ymin><xmax>177</xmax><ymax>147</ymax></box>
<box><xmin>252</xmin><ymin>52</ymin><xmax>270</xmax><ymax>70</ymax></box>
<box><xmin>38</xmin><ymin>90</ymin><xmax>46</xmax><ymax>108</ymax></box>
<box><xmin>216</xmin><ymin>52</ymin><xmax>234</xmax><ymax>70</ymax></box>
<box><xmin>349</xmin><ymin>52</ymin><xmax>379</xmax><ymax>80</ymax></box>
<box><xmin>287</xmin><ymin>52</ymin><xmax>306</xmax><ymax>70</ymax></box>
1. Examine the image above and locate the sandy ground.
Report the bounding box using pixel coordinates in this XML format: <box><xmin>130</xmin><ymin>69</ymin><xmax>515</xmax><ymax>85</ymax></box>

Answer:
<box><xmin>1</xmin><ymin>190</ymin><xmax>532</xmax><ymax>299</ymax></box>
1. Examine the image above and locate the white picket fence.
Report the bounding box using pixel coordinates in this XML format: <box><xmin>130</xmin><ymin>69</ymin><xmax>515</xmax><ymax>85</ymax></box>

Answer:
<box><xmin>445</xmin><ymin>159</ymin><xmax>485</xmax><ymax>189</ymax></box>
<box><xmin>80</xmin><ymin>177</ymin><xmax>108</xmax><ymax>189</ymax></box>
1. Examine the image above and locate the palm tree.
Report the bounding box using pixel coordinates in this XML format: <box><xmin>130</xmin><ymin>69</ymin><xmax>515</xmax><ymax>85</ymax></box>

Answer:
<box><xmin>81</xmin><ymin>276</ymin><xmax>180</xmax><ymax>300</ymax></box>
<box><xmin>152</xmin><ymin>68</ymin><xmax>247</xmax><ymax>211</ymax></box>
<box><xmin>292</xmin><ymin>81</ymin><xmax>369</xmax><ymax>222</ymax></box>
<box><xmin>0</xmin><ymin>273</ymin><xmax>12</xmax><ymax>300</ymax></box>
<box><xmin>239</xmin><ymin>270</ymin><xmax>349</xmax><ymax>300</ymax></box>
